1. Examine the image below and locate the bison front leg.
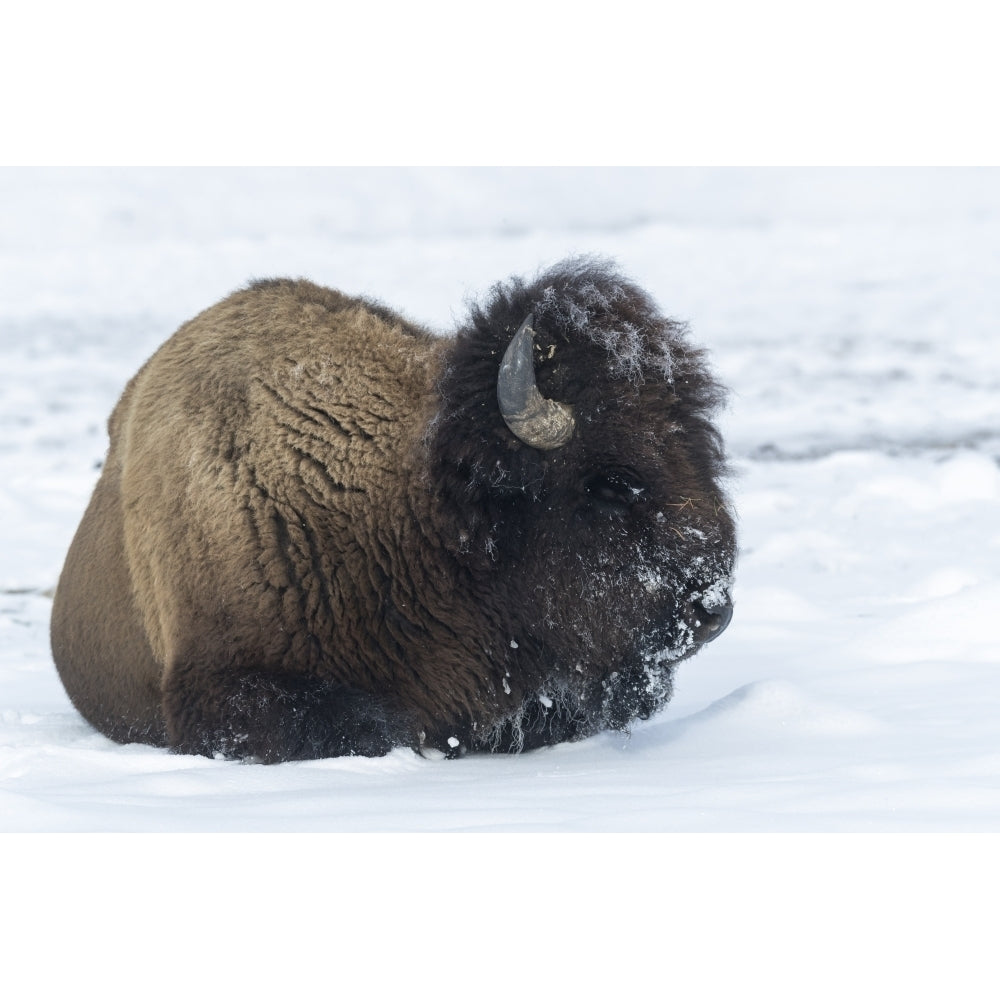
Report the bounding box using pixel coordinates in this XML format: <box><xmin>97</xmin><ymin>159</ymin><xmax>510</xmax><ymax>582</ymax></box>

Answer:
<box><xmin>162</xmin><ymin>664</ymin><xmax>407</xmax><ymax>762</ymax></box>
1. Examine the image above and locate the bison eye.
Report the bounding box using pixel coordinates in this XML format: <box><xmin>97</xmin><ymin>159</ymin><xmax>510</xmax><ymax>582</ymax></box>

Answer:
<box><xmin>584</xmin><ymin>472</ymin><xmax>647</xmax><ymax>511</ymax></box>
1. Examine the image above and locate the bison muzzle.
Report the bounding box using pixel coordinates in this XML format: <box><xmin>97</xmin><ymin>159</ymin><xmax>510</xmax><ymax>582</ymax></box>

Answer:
<box><xmin>50</xmin><ymin>257</ymin><xmax>736</xmax><ymax>762</ymax></box>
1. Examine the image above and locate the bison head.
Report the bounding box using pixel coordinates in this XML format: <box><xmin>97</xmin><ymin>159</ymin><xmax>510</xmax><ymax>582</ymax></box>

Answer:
<box><xmin>426</xmin><ymin>257</ymin><xmax>736</xmax><ymax>753</ymax></box>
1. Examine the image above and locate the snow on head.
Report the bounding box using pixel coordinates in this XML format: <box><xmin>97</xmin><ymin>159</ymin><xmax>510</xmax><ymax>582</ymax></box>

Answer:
<box><xmin>534</xmin><ymin>255</ymin><xmax>682</xmax><ymax>384</ymax></box>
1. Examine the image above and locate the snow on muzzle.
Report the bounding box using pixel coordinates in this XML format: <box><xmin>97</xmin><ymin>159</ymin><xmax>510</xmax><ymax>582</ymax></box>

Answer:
<box><xmin>637</xmin><ymin>585</ymin><xmax>734</xmax><ymax>671</ymax></box>
<box><xmin>690</xmin><ymin>596</ymin><xmax>733</xmax><ymax>645</ymax></box>
<box><xmin>684</xmin><ymin>564</ymin><xmax>735</xmax><ymax>646</ymax></box>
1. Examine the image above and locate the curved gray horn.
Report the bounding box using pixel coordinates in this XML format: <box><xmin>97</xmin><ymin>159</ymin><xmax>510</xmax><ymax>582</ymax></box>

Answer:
<box><xmin>497</xmin><ymin>314</ymin><xmax>576</xmax><ymax>450</ymax></box>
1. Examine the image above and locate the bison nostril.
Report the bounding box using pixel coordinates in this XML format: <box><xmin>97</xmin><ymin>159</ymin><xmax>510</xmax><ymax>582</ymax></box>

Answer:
<box><xmin>692</xmin><ymin>599</ymin><xmax>733</xmax><ymax>644</ymax></box>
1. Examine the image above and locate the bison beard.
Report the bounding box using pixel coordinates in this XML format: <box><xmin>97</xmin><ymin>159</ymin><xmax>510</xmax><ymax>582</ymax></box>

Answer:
<box><xmin>50</xmin><ymin>257</ymin><xmax>736</xmax><ymax>762</ymax></box>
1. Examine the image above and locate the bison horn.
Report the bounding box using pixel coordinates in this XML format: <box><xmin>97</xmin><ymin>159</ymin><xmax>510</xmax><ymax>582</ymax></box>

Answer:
<box><xmin>497</xmin><ymin>314</ymin><xmax>576</xmax><ymax>450</ymax></box>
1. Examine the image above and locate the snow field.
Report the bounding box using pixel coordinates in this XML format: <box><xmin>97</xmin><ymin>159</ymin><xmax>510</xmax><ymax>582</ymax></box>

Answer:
<box><xmin>2</xmin><ymin>168</ymin><xmax>999</xmax><ymax>836</ymax></box>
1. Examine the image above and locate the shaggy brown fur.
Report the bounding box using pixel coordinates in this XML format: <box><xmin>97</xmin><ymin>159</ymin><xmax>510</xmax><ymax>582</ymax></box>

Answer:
<box><xmin>51</xmin><ymin>258</ymin><xmax>736</xmax><ymax>761</ymax></box>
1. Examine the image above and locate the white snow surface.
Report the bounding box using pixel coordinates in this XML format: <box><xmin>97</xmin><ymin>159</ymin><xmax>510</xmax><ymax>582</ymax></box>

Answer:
<box><xmin>3</xmin><ymin>167</ymin><xmax>1000</xmax><ymax>832</ymax></box>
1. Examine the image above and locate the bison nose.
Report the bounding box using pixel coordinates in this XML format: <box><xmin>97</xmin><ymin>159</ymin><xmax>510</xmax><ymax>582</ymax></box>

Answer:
<box><xmin>692</xmin><ymin>598</ymin><xmax>733</xmax><ymax>645</ymax></box>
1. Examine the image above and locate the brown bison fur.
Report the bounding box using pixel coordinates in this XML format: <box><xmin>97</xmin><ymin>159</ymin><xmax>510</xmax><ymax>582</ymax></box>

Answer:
<box><xmin>50</xmin><ymin>257</ymin><xmax>736</xmax><ymax>762</ymax></box>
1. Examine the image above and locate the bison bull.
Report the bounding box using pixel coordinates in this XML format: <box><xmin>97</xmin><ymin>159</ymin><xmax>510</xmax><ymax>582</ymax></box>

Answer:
<box><xmin>51</xmin><ymin>258</ymin><xmax>735</xmax><ymax>762</ymax></box>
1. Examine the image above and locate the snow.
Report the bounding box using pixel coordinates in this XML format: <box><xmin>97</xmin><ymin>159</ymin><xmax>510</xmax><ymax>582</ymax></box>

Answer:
<box><xmin>2</xmin><ymin>167</ymin><xmax>1000</xmax><ymax>833</ymax></box>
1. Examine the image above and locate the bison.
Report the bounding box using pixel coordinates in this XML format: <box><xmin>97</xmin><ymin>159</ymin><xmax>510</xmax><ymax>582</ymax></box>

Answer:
<box><xmin>50</xmin><ymin>257</ymin><xmax>735</xmax><ymax>762</ymax></box>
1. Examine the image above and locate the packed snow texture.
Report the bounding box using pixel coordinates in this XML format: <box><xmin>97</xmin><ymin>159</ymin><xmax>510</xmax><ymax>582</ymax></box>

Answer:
<box><xmin>2</xmin><ymin>167</ymin><xmax>999</xmax><ymax>831</ymax></box>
